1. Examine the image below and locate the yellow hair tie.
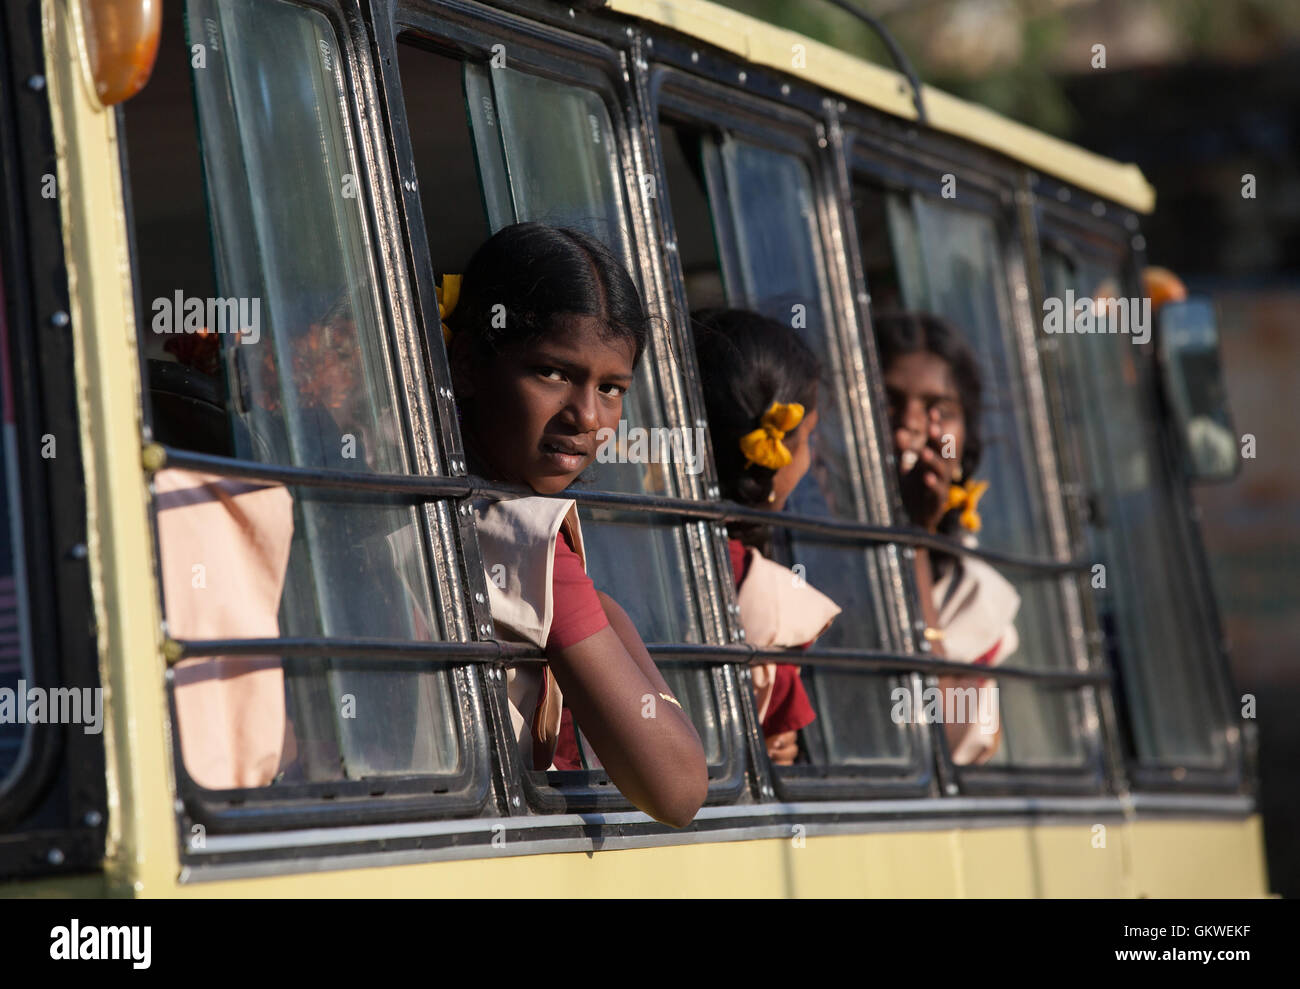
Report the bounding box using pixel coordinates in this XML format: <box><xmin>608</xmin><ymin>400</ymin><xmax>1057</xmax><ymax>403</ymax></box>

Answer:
<box><xmin>945</xmin><ymin>478</ymin><xmax>990</xmax><ymax>532</ymax></box>
<box><xmin>437</xmin><ymin>274</ymin><xmax>461</xmax><ymax>345</ymax></box>
<box><xmin>739</xmin><ymin>401</ymin><xmax>805</xmax><ymax>471</ymax></box>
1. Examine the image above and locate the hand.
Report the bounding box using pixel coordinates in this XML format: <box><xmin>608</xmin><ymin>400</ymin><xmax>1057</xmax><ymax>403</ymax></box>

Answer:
<box><xmin>766</xmin><ymin>730</ymin><xmax>799</xmax><ymax>766</ymax></box>
<box><xmin>939</xmin><ymin>673</ymin><xmax>1000</xmax><ymax>765</ymax></box>
<box><xmin>548</xmin><ymin>591</ymin><xmax>708</xmax><ymax>828</ymax></box>
<box><xmin>898</xmin><ymin>412</ymin><xmax>958</xmax><ymax>532</ymax></box>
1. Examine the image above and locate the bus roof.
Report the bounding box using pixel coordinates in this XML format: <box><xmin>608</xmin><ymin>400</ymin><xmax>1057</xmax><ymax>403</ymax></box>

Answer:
<box><xmin>609</xmin><ymin>0</ymin><xmax>1156</xmax><ymax>213</ymax></box>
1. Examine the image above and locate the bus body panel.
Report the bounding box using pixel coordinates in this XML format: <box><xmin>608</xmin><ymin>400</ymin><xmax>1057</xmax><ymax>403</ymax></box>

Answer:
<box><xmin>1</xmin><ymin>817</ymin><xmax>1268</xmax><ymax>898</ymax></box>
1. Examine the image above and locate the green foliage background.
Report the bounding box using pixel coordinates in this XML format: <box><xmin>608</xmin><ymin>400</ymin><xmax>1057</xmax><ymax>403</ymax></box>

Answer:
<box><xmin>715</xmin><ymin>0</ymin><xmax>1300</xmax><ymax>139</ymax></box>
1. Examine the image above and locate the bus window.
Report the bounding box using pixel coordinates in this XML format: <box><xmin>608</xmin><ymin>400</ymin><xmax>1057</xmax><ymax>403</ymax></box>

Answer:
<box><xmin>874</xmin><ymin>188</ymin><xmax>1089</xmax><ymax>767</ymax></box>
<box><xmin>1044</xmin><ymin>247</ymin><xmax>1228</xmax><ymax>767</ymax></box>
<box><xmin>659</xmin><ymin>119</ymin><xmax>912</xmax><ymax>769</ymax></box>
<box><xmin>126</xmin><ymin>0</ymin><xmax>470</xmax><ymax>790</ymax></box>
<box><xmin>406</xmin><ymin>50</ymin><xmax>723</xmax><ymax>770</ymax></box>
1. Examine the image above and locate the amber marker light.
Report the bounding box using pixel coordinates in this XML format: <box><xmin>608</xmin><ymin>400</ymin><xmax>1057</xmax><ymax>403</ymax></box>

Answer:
<box><xmin>1142</xmin><ymin>266</ymin><xmax>1189</xmax><ymax>315</ymax></box>
<box><xmin>72</xmin><ymin>0</ymin><xmax>162</xmax><ymax>108</ymax></box>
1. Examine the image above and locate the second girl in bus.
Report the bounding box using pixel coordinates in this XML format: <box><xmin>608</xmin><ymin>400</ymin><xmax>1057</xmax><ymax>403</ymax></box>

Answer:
<box><xmin>445</xmin><ymin>222</ymin><xmax>708</xmax><ymax>826</ymax></box>
<box><xmin>691</xmin><ymin>308</ymin><xmax>842</xmax><ymax>766</ymax></box>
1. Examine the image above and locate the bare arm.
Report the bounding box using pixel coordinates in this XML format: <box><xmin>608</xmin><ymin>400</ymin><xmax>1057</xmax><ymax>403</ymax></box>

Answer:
<box><xmin>544</xmin><ymin>591</ymin><xmax>708</xmax><ymax>828</ymax></box>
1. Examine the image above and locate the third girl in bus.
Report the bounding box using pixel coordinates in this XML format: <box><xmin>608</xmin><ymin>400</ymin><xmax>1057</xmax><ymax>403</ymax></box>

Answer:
<box><xmin>691</xmin><ymin>308</ymin><xmax>842</xmax><ymax>766</ymax></box>
<box><xmin>874</xmin><ymin>311</ymin><xmax>1019</xmax><ymax>765</ymax></box>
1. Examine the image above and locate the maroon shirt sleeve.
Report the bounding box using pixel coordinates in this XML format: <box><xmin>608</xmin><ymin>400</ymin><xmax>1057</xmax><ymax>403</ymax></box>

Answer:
<box><xmin>552</xmin><ymin>707</ymin><xmax>584</xmax><ymax>771</ymax></box>
<box><xmin>728</xmin><ymin>538</ymin><xmax>751</xmax><ymax>586</ymax></box>
<box><xmin>545</xmin><ymin>528</ymin><xmax>609</xmax><ymax>650</ymax></box>
<box><xmin>761</xmin><ymin>663</ymin><xmax>817</xmax><ymax>736</ymax></box>
<box><xmin>546</xmin><ymin>529</ymin><xmax>608</xmax><ymax>771</ymax></box>
<box><xmin>729</xmin><ymin>539</ymin><xmax>817</xmax><ymax>738</ymax></box>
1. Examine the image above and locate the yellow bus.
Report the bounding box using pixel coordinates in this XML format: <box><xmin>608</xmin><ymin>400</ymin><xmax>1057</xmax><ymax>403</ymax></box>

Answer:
<box><xmin>0</xmin><ymin>0</ymin><xmax>1266</xmax><ymax>897</ymax></box>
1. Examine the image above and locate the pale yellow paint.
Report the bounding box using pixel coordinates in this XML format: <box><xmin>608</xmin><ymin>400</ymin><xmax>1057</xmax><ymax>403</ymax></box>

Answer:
<box><xmin>43</xmin><ymin>0</ymin><xmax>180</xmax><ymax>897</ymax></box>
<box><xmin>2</xmin><ymin>818</ymin><xmax>1270</xmax><ymax>898</ymax></box>
<box><xmin>608</xmin><ymin>0</ymin><xmax>1156</xmax><ymax>213</ymax></box>
<box><xmin>1129</xmin><ymin>816</ymin><xmax>1270</xmax><ymax>899</ymax></box>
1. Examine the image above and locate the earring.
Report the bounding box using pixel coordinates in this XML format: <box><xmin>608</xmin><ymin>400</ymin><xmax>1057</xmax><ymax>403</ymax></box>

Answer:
<box><xmin>767</xmin><ymin>490</ymin><xmax>777</xmax><ymax>503</ymax></box>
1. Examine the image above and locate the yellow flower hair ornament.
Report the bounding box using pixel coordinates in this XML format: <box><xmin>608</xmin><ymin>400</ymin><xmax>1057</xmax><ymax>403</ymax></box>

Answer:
<box><xmin>945</xmin><ymin>478</ymin><xmax>990</xmax><ymax>533</ymax></box>
<box><xmin>739</xmin><ymin>401</ymin><xmax>805</xmax><ymax>471</ymax></box>
<box><xmin>437</xmin><ymin>274</ymin><xmax>461</xmax><ymax>345</ymax></box>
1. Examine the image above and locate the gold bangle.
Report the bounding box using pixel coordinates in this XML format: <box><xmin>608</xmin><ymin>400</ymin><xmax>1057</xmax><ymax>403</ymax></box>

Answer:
<box><xmin>924</xmin><ymin>627</ymin><xmax>945</xmax><ymax>643</ymax></box>
<box><xmin>659</xmin><ymin>692</ymin><xmax>683</xmax><ymax>710</ymax></box>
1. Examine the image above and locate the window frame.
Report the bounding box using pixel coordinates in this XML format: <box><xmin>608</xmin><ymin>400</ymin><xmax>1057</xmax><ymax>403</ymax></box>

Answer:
<box><xmin>0</xmin><ymin>0</ymin><xmax>108</xmax><ymax>880</ymax></box>
<box><xmin>1030</xmin><ymin>187</ymin><xmax>1247</xmax><ymax>794</ymax></box>
<box><xmin>136</xmin><ymin>0</ymin><xmax>496</xmax><ymax>841</ymax></box>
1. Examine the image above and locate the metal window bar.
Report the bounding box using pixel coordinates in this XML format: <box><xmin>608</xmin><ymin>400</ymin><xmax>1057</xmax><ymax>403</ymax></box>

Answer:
<box><xmin>164</xmin><ymin>634</ymin><xmax>1108</xmax><ymax>686</ymax></box>
<box><xmin>151</xmin><ymin>439</ymin><xmax>1108</xmax><ymax>686</ymax></box>
<box><xmin>148</xmin><ymin>444</ymin><xmax>1090</xmax><ymax>574</ymax></box>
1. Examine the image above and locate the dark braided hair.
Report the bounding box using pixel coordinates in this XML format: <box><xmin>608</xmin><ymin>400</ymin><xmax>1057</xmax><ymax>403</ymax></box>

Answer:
<box><xmin>445</xmin><ymin>221</ymin><xmax>650</xmax><ymax>365</ymax></box>
<box><xmin>691</xmin><ymin>308</ymin><xmax>822</xmax><ymax>550</ymax></box>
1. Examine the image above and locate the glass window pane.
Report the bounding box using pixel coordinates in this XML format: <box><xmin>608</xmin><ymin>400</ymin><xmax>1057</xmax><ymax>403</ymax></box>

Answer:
<box><xmin>1044</xmin><ymin>249</ymin><xmax>1225</xmax><ymax>765</ymax></box>
<box><xmin>888</xmin><ymin>195</ymin><xmax>1085</xmax><ymax>765</ymax></box>
<box><xmin>181</xmin><ymin>0</ymin><xmax>460</xmax><ymax>781</ymax></box>
<box><xmin>487</xmin><ymin>67</ymin><xmax>632</xmax><ymax>259</ymax></box>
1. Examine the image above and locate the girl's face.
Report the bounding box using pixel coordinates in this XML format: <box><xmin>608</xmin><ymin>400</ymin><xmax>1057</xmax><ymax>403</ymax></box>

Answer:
<box><xmin>768</xmin><ymin>407</ymin><xmax>820</xmax><ymax>512</ymax></box>
<box><xmin>883</xmin><ymin>350</ymin><xmax>965</xmax><ymax>470</ymax></box>
<box><xmin>456</xmin><ymin>314</ymin><xmax>636</xmax><ymax>494</ymax></box>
